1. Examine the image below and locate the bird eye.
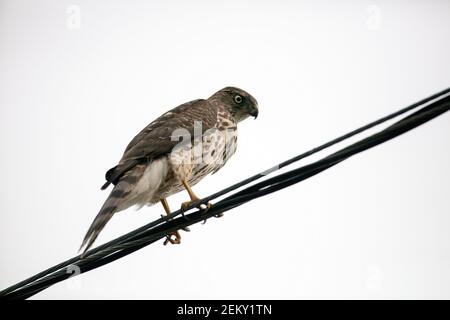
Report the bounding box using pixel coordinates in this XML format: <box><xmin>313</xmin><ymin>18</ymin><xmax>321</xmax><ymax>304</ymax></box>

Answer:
<box><xmin>234</xmin><ymin>95</ymin><xmax>243</xmax><ymax>104</ymax></box>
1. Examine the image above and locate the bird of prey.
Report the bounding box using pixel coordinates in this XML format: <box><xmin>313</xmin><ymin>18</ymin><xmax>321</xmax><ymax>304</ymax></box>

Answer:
<box><xmin>80</xmin><ymin>87</ymin><xmax>259</xmax><ymax>254</ymax></box>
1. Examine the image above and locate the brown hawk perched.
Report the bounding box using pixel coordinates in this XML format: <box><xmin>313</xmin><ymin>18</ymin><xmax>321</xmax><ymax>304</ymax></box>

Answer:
<box><xmin>80</xmin><ymin>87</ymin><xmax>259</xmax><ymax>254</ymax></box>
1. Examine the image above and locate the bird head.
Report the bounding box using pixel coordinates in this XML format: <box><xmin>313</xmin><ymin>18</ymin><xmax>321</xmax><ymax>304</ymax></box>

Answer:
<box><xmin>209</xmin><ymin>87</ymin><xmax>259</xmax><ymax>123</ymax></box>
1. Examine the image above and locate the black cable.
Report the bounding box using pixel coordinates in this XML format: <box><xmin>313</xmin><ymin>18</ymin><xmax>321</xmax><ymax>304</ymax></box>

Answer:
<box><xmin>2</xmin><ymin>88</ymin><xmax>448</xmax><ymax>298</ymax></box>
<box><xmin>1</xmin><ymin>88</ymin><xmax>449</xmax><ymax>299</ymax></box>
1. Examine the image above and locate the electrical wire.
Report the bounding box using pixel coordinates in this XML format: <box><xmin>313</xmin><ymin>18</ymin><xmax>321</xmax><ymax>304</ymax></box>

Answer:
<box><xmin>1</xmin><ymin>88</ymin><xmax>449</xmax><ymax>299</ymax></box>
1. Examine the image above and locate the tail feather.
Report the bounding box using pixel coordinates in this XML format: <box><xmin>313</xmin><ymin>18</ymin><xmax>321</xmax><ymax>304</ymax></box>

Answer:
<box><xmin>79</xmin><ymin>172</ymin><xmax>141</xmax><ymax>255</ymax></box>
<box><xmin>79</xmin><ymin>199</ymin><xmax>119</xmax><ymax>255</ymax></box>
<box><xmin>80</xmin><ymin>161</ymin><xmax>160</xmax><ymax>256</ymax></box>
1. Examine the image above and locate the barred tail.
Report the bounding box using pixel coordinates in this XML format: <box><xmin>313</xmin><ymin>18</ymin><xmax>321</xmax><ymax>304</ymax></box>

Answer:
<box><xmin>80</xmin><ymin>160</ymin><xmax>163</xmax><ymax>256</ymax></box>
<box><xmin>79</xmin><ymin>196</ymin><xmax>120</xmax><ymax>255</ymax></box>
<box><xmin>79</xmin><ymin>174</ymin><xmax>139</xmax><ymax>255</ymax></box>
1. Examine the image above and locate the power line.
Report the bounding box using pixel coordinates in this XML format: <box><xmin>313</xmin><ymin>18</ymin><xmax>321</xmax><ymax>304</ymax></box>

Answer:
<box><xmin>1</xmin><ymin>88</ymin><xmax>449</xmax><ymax>299</ymax></box>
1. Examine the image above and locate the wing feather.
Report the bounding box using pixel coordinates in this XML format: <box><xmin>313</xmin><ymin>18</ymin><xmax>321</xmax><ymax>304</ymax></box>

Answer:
<box><xmin>101</xmin><ymin>99</ymin><xmax>217</xmax><ymax>189</ymax></box>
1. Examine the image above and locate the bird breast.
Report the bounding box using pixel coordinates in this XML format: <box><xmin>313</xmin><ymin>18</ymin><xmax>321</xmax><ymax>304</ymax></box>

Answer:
<box><xmin>168</xmin><ymin>125</ymin><xmax>237</xmax><ymax>183</ymax></box>
<box><xmin>147</xmin><ymin>112</ymin><xmax>238</xmax><ymax>203</ymax></box>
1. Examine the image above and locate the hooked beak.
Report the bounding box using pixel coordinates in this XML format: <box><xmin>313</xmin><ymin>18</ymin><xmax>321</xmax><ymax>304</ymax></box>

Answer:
<box><xmin>250</xmin><ymin>105</ymin><xmax>259</xmax><ymax>119</ymax></box>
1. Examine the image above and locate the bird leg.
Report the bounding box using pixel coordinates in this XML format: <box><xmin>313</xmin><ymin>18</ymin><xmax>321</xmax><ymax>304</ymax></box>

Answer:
<box><xmin>180</xmin><ymin>180</ymin><xmax>222</xmax><ymax>224</ymax></box>
<box><xmin>160</xmin><ymin>198</ymin><xmax>187</xmax><ymax>246</ymax></box>
<box><xmin>181</xmin><ymin>179</ymin><xmax>212</xmax><ymax>212</ymax></box>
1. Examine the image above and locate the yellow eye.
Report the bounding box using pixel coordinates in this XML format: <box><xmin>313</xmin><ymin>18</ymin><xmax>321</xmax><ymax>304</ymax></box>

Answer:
<box><xmin>234</xmin><ymin>95</ymin><xmax>243</xmax><ymax>104</ymax></box>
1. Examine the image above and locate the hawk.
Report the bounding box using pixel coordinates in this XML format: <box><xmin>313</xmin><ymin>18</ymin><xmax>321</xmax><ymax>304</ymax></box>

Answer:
<box><xmin>80</xmin><ymin>87</ymin><xmax>259</xmax><ymax>254</ymax></box>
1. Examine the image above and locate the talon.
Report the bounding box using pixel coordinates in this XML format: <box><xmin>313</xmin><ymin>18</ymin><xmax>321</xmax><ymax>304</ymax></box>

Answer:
<box><xmin>181</xmin><ymin>200</ymin><xmax>195</xmax><ymax>212</ymax></box>
<box><xmin>201</xmin><ymin>203</ymin><xmax>215</xmax><ymax>224</ymax></box>
<box><xmin>200</xmin><ymin>202</ymin><xmax>213</xmax><ymax>212</ymax></box>
<box><xmin>160</xmin><ymin>199</ymin><xmax>183</xmax><ymax>246</ymax></box>
<box><xmin>163</xmin><ymin>231</ymin><xmax>181</xmax><ymax>245</ymax></box>
<box><xmin>181</xmin><ymin>200</ymin><xmax>212</xmax><ymax>212</ymax></box>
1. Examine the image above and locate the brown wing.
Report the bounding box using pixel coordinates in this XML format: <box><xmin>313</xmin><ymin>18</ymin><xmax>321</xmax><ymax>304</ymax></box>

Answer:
<box><xmin>101</xmin><ymin>99</ymin><xmax>217</xmax><ymax>189</ymax></box>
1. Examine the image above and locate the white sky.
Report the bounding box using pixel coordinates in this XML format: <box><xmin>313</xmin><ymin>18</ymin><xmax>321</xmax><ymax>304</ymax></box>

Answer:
<box><xmin>1</xmin><ymin>0</ymin><xmax>450</xmax><ymax>299</ymax></box>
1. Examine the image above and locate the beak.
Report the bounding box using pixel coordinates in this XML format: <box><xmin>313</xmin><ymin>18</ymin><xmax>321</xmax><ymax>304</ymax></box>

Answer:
<box><xmin>250</xmin><ymin>105</ymin><xmax>259</xmax><ymax>119</ymax></box>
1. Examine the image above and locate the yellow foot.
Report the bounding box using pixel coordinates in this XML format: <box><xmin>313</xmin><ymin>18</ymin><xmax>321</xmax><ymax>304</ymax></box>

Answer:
<box><xmin>181</xmin><ymin>199</ymin><xmax>212</xmax><ymax>212</ymax></box>
<box><xmin>200</xmin><ymin>203</ymin><xmax>225</xmax><ymax>224</ymax></box>
<box><xmin>164</xmin><ymin>230</ymin><xmax>181</xmax><ymax>246</ymax></box>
